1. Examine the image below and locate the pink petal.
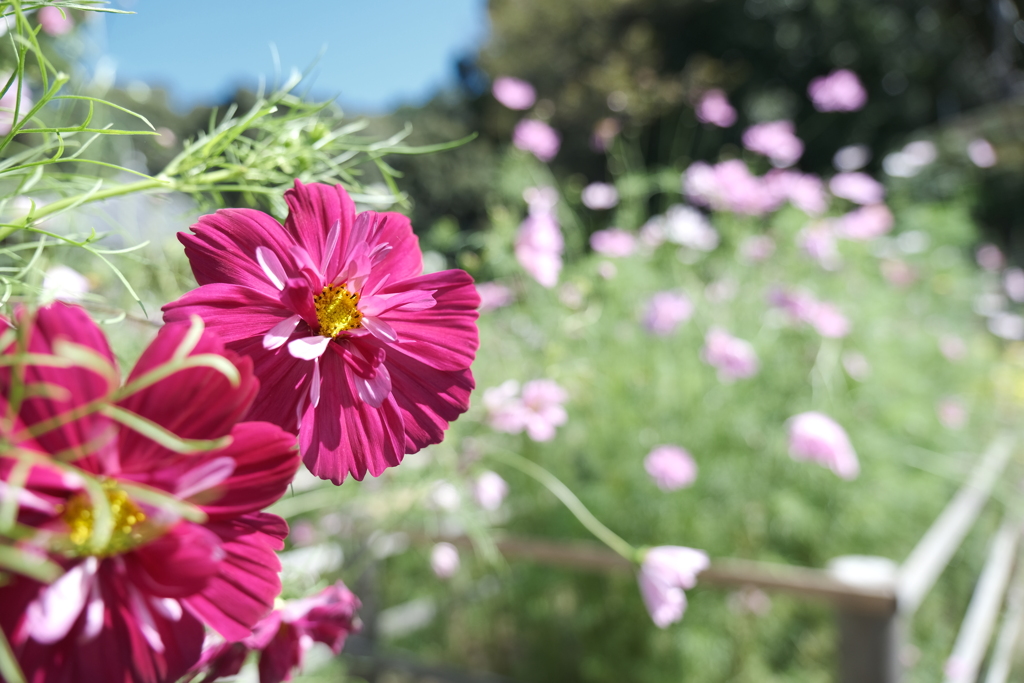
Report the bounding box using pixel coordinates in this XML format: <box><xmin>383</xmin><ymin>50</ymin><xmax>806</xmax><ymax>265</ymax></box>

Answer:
<box><xmin>256</xmin><ymin>247</ymin><xmax>288</xmax><ymax>291</ymax></box>
<box><xmin>283</xmin><ymin>181</ymin><xmax>357</xmax><ymax>279</ymax></box>
<box><xmin>362</xmin><ymin>316</ymin><xmax>398</xmax><ymax>343</ymax></box>
<box><xmin>384</xmin><ymin>348</ymin><xmax>475</xmax><ymax>453</ymax></box>
<box><xmin>24</xmin><ymin>557</ymin><xmax>95</xmax><ymax>643</ymax></box>
<box><xmin>163</xmin><ymin>284</ymin><xmax>298</xmax><ymax>345</ymax></box>
<box><xmin>320</xmin><ymin>220</ymin><xmax>342</xmax><ymax>274</ymax></box>
<box><xmin>128</xmin><ymin>523</ymin><xmax>224</xmax><ymax>598</ymax></box>
<box><xmin>310</xmin><ymin>357</ymin><xmax>322</xmax><ymax>409</ymax></box>
<box><xmin>355</xmin><ymin>364</ymin><xmax>392</xmax><ymax>408</ymax></box>
<box><xmin>263</xmin><ymin>314</ymin><xmax>302</xmax><ymax>350</ymax></box>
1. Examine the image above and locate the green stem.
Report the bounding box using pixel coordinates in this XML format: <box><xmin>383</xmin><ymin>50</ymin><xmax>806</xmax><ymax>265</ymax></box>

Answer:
<box><xmin>489</xmin><ymin>448</ymin><xmax>638</xmax><ymax>562</ymax></box>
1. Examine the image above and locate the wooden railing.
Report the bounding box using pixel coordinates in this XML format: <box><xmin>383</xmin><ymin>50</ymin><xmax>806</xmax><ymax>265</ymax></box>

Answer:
<box><xmin>431</xmin><ymin>432</ymin><xmax>1022</xmax><ymax>683</ymax></box>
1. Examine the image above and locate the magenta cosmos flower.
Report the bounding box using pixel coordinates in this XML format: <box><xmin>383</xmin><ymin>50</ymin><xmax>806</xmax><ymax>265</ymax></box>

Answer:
<box><xmin>492</xmin><ymin>76</ymin><xmax>536</xmax><ymax>110</ymax></box>
<box><xmin>163</xmin><ymin>181</ymin><xmax>479</xmax><ymax>484</ymax></box>
<box><xmin>196</xmin><ymin>581</ymin><xmax>360</xmax><ymax>683</ymax></box>
<box><xmin>0</xmin><ymin>303</ymin><xmax>299</xmax><ymax>683</ymax></box>
<box><xmin>638</xmin><ymin>546</ymin><xmax>709</xmax><ymax>628</ymax></box>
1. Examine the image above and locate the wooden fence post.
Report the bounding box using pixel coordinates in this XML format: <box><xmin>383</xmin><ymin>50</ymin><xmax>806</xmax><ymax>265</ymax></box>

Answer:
<box><xmin>829</xmin><ymin>555</ymin><xmax>902</xmax><ymax>683</ymax></box>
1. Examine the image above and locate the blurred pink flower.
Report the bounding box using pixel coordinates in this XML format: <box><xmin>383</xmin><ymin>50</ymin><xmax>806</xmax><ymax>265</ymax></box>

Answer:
<box><xmin>591</xmin><ymin>117</ymin><xmax>621</xmax><ymax>152</ymax></box>
<box><xmin>685</xmin><ymin>160</ymin><xmax>781</xmax><ymax>216</ymax></box>
<box><xmin>431</xmin><ymin>543</ymin><xmax>460</xmax><ymax>579</ymax></box>
<box><xmin>829</xmin><ymin>172</ymin><xmax>885</xmax><ymax>205</ymax></box>
<box><xmin>638</xmin><ymin>546</ymin><xmax>709</xmax><ymax>628</ymax></box>
<box><xmin>41</xmin><ymin>264</ymin><xmax>89</xmax><ymax>303</ymax></box>
<box><xmin>797</xmin><ymin>223</ymin><xmax>842</xmax><ymax>270</ymax></box>
<box><xmin>976</xmin><ymin>243</ymin><xmax>1005</xmax><ymax>271</ymax></box>
<box><xmin>516</xmin><ymin>188</ymin><xmax>563</xmax><ymax>287</ymax></box>
<box><xmin>492</xmin><ymin>76</ymin><xmax>536</xmax><ymax>110</ymax></box>
<box><xmin>702</xmin><ymin>328</ymin><xmax>759</xmax><ymax>381</ymax></box>
<box><xmin>765</xmin><ymin>169</ymin><xmax>828</xmax><ymax>215</ymax></box>
<box><xmin>38</xmin><ymin>6</ymin><xmax>73</xmax><ymax>36</ymax></box>
<box><xmin>483</xmin><ymin>379</ymin><xmax>568</xmax><ymax>442</ymax></box>
<box><xmin>835</xmin><ymin>204</ymin><xmax>894</xmax><ymax>240</ymax></box>
<box><xmin>597</xmin><ymin>261</ymin><xmax>618</xmax><ymax>279</ymax></box>
<box><xmin>728</xmin><ymin>587</ymin><xmax>772</xmax><ymax>616</ymax></box>
<box><xmin>643</xmin><ymin>291</ymin><xmax>693</xmax><ymax>336</ymax></box>
<box><xmin>807</xmin><ymin>69</ymin><xmax>867</xmax><ymax>112</ymax></box>
<box><xmin>476</xmin><ymin>281</ymin><xmax>515</xmax><ymax>312</ymax></box>
<box><xmin>787</xmin><ymin>412</ymin><xmax>859</xmax><ymax>479</ymax></box>
<box><xmin>939</xmin><ymin>335</ymin><xmax>968</xmax><ymax>361</ymax></box>
<box><xmin>590</xmin><ymin>228</ymin><xmax>635</xmax><ymax>257</ymax></box>
<box><xmin>581</xmin><ymin>182</ymin><xmax>619</xmax><ymax>209</ymax></box>
<box><xmin>483</xmin><ymin>380</ymin><xmax>529</xmax><ymax>434</ymax></box>
<box><xmin>196</xmin><ymin>582</ymin><xmax>360</xmax><ymax>683</ymax></box>
<box><xmin>967</xmin><ymin>138</ymin><xmax>997</xmax><ymax>168</ymax></box>
<box><xmin>1004</xmin><ymin>268</ymin><xmax>1024</xmax><ymax>302</ymax></box>
<box><xmin>738</xmin><ymin>235</ymin><xmax>776</xmax><ymax>263</ymax></box>
<box><xmin>768</xmin><ymin>289</ymin><xmax>850</xmax><ymax>337</ymax></box>
<box><xmin>937</xmin><ymin>397</ymin><xmax>967</xmax><ymax>430</ymax></box>
<box><xmin>0</xmin><ymin>74</ymin><xmax>31</xmax><ymax>135</ymax></box>
<box><xmin>880</xmin><ymin>259</ymin><xmax>918</xmax><ymax>288</ymax></box>
<box><xmin>695</xmin><ymin>89</ymin><xmax>737</xmax><ymax>127</ymax></box>
<box><xmin>841</xmin><ymin>351</ymin><xmax>871</xmax><ymax>380</ymax></box>
<box><xmin>473</xmin><ymin>471</ymin><xmax>509</xmax><ymax>511</ymax></box>
<box><xmin>513</xmin><ymin>119</ymin><xmax>561</xmax><ymax>162</ymax></box>
<box><xmin>663</xmin><ymin>204</ymin><xmax>720</xmax><ymax>249</ymax></box>
<box><xmin>742</xmin><ymin>120</ymin><xmax>804</xmax><ymax>167</ymax></box>
<box><xmin>644</xmin><ymin>446</ymin><xmax>698</xmax><ymax>491</ymax></box>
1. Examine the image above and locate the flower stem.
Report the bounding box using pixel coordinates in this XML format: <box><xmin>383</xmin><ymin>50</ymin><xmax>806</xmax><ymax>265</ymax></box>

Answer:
<box><xmin>489</xmin><ymin>448</ymin><xmax>638</xmax><ymax>562</ymax></box>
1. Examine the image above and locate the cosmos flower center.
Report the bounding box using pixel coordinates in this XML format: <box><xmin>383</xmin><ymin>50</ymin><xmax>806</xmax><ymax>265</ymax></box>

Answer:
<box><xmin>61</xmin><ymin>479</ymin><xmax>152</xmax><ymax>558</ymax></box>
<box><xmin>314</xmin><ymin>283</ymin><xmax>363</xmax><ymax>338</ymax></box>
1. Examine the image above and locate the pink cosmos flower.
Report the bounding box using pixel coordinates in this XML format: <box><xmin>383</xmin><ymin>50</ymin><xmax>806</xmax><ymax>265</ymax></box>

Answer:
<box><xmin>476</xmin><ymin>282</ymin><xmax>515</xmax><ymax>312</ymax></box>
<box><xmin>829</xmin><ymin>172</ymin><xmax>885</xmax><ymax>205</ymax></box>
<box><xmin>769</xmin><ymin>289</ymin><xmax>850</xmax><ymax>338</ymax></box>
<box><xmin>644</xmin><ymin>446</ymin><xmax>698</xmax><ymax>491</ymax></box>
<box><xmin>738</xmin><ymin>235</ymin><xmax>776</xmax><ymax>263</ymax></box>
<box><xmin>797</xmin><ymin>223</ymin><xmax>841</xmax><ymax>270</ymax></box>
<box><xmin>976</xmin><ymin>244</ymin><xmax>1005</xmax><ymax>271</ymax></box>
<box><xmin>0</xmin><ymin>303</ymin><xmax>300</xmax><ymax>683</ymax></box>
<box><xmin>473</xmin><ymin>471</ymin><xmax>509</xmax><ymax>511</ymax></box>
<box><xmin>482</xmin><ymin>379</ymin><xmax>568</xmax><ymax>442</ymax></box>
<box><xmin>695</xmin><ymin>89</ymin><xmax>737</xmax><ymax>127</ymax></box>
<box><xmin>1005</xmin><ymin>268</ymin><xmax>1024</xmax><ymax>302</ymax></box>
<box><xmin>807</xmin><ymin>69</ymin><xmax>867</xmax><ymax>112</ymax></box>
<box><xmin>513</xmin><ymin>119</ymin><xmax>561</xmax><ymax>162</ymax></box>
<box><xmin>41</xmin><ymin>264</ymin><xmax>89</xmax><ymax>303</ymax></box>
<box><xmin>638</xmin><ymin>546</ymin><xmax>709</xmax><ymax>628</ymax></box>
<box><xmin>685</xmin><ymin>161</ymin><xmax>781</xmax><ymax>216</ymax></box>
<box><xmin>195</xmin><ymin>581</ymin><xmax>360</xmax><ymax>683</ymax></box>
<box><xmin>967</xmin><ymin>139</ymin><xmax>997</xmax><ymax>168</ymax></box>
<box><xmin>589</xmin><ymin>228</ymin><xmax>635</xmax><ymax>257</ymax></box>
<box><xmin>880</xmin><ymin>259</ymin><xmax>917</xmax><ymax>288</ymax></box>
<box><xmin>939</xmin><ymin>335</ymin><xmax>968</xmax><ymax>361</ymax></box>
<box><xmin>787</xmin><ymin>412</ymin><xmax>859</xmax><ymax>479</ymax></box>
<box><xmin>643</xmin><ymin>291</ymin><xmax>693</xmax><ymax>336</ymax></box>
<box><xmin>431</xmin><ymin>542</ymin><xmax>460</xmax><ymax>579</ymax></box>
<box><xmin>581</xmin><ymin>182</ymin><xmax>619</xmax><ymax>210</ymax></box>
<box><xmin>515</xmin><ymin>187</ymin><xmax>564</xmax><ymax>287</ymax></box>
<box><xmin>765</xmin><ymin>169</ymin><xmax>829</xmax><ymax>215</ymax></box>
<box><xmin>492</xmin><ymin>77</ymin><xmax>536</xmax><ymax>110</ymax></box>
<box><xmin>163</xmin><ymin>181</ymin><xmax>479</xmax><ymax>484</ymax></box>
<box><xmin>742</xmin><ymin>121</ymin><xmax>804</xmax><ymax>168</ymax></box>
<box><xmin>38</xmin><ymin>6</ymin><xmax>74</xmax><ymax>36</ymax></box>
<box><xmin>663</xmin><ymin>204</ymin><xmax>720</xmax><ymax>249</ymax></box>
<box><xmin>835</xmin><ymin>204</ymin><xmax>894</xmax><ymax>241</ymax></box>
<box><xmin>937</xmin><ymin>397</ymin><xmax>968</xmax><ymax>430</ymax></box>
<box><xmin>702</xmin><ymin>328</ymin><xmax>759</xmax><ymax>381</ymax></box>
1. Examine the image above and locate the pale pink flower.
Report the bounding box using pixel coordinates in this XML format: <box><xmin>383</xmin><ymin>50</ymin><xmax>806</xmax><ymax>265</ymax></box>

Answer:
<box><xmin>513</xmin><ymin>119</ymin><xmax>561</xmax><ymax>162</ymax></box>
<box><xmin>38</xmin><ymin>6</ymin><xmax>74</xmax><ymax>36</ymax></box>
<box><xmin>581</xmin><ymin>182</ymin><xmax>619</xmax><ymax>209</ymax></box>
<box><xmin>41</xmin><ymin>264</ymin><xmax>89</xmax><ymax>303</ymax></box>
<box><xmin>829</xmin><ymin>172</ymin><xmax>885</xmax><ymax>205</ymax></box>
<box><xmin>807</xmin><ymin>69</ymin><xmax>867</xmax><ymax>112</ymax></box>
<box><xmin>742</xmin><ymin>121</ymin><xmax>804</xmax><ymax>167</ymax></box>
<box><xmin>663</xmin><ymin>204</ymin><xmax>720</xmax><ymax>249</ymax></box>
<box><xmin>797</xmin><ymin>223</ymin><xmax>842</xmax><ymax>270</ymax></box>
<box><xmin>492</xmin><ymin>77</ymin><xmax>536</xmax><ymax>110</ymax></box>
<box><xmin>695</xmin><ymin>89</ymin><xmax>737</xmax><ymax>127</ymax></box>
<box><xmin>597</xmin><ymin>261</ymin><xmax>618</xmax><ymax>279</ymax></box>
<box><xmin>483</xmin><ymin>380</ymin><xmax>529</xmax><ymax>434</ymax></box>
<box><xmin>939</xmin><ymin>335</ymin><xmax>968</xmax><ymax>361</ymax></box>
<box><xmin>431</xmin><ymin>543</ymin><xmax>460</xmax><ymax>579</ymax></box>
<box><xmin>937</xmin><ymin>397</ymin><xmax>967</xmax><ymax>430</ymax></box>
<box><xmin>738</xmin><ymin>235</ymin><xmax>776</xmax><ymax>263</ymax></box>
<box><xmin>590</xmin><ymin>228</ymin><xmax>635</xmax><ymax>257</ymax></box>
<box><xmin>473</xmin><ymin>471</ymin><xmax>509</xmax><ymax>511</ymax></box>
<box><xmin>685</xmin><ymin>161</ymin><xmax>781</xmax><ymax>216</ymax></box>
<box><xmin>515</xmin><ymin>189</ymin><xmax>563</xmax><ymax>287</ymax></box>
<box><xmin>880</xmin><ymin>259</ymin><xmax>917</xmax><ymax>287</ymax></box>
<box><xmin>638</xmin><ymin>546</ymin><xmax>709</xmax><ymax>628</ymax></box>
<box><xmin>0</xmin><ymin>74</ymin><xmax>31</xmax><ymax>135</ymax></box>
<box><xmin>765</xmin><ymin>169</ymin><xmax>829</xmax><ymax>215</ymax></box>
<box><xmin>477</xmin><ymin>282</ymin><xmax>515</xmax><ymax>312</ymax></box>
<box><xmin>976</xmin><ymin>244</ymin><xmax>1005</xmax><ymax>271</ymax></box>
<box><xmin>841</xmin><ymin>351</ymin><xmax>871</xmax><ymax>380</ymax></box>
<box><xmin>643</xmin><ymin>291</ymin><xmax>693</xmax><ymax>336</ymax></box>
<box><xmin>644</xmin><ymin>446</ymin><xmax>698</xmax><ymax>491</ymax></box>
<box><xmin>833</xmin><ymin>144</ymin><xmax>871</xmax><ymax>172</ymax></box>
<box><xmin>1004</xmin><ymin>268</ymin><xmax>1024</xmax><ymax>302</ymax></box>
<box><xmin>835</xmin><ymin>204</ymin><xmax>894</xmax><ymax>240</ymax></box>
<box><xmin>702</xmin><ymin>328</ymin><xmax>759</xmax><ymax>381</ymax></box>
<box><xmin>520</xmin><ymin>379</ymin><xmax>569</xmax><ymax>442</ymax></box>
<box><xmin>787</xmin><ymin>412</ymin><xmax>859</xmax><ymax>479</ymax></box>
<box><xmin>805</xmin><ymin>301</ymin><xmax>850</xmax><ymax>338</ymax></box>
<box><xmin>968</xmin><ymin>138</ymin><xmax>997</xmax><ymax>168</ymax></box>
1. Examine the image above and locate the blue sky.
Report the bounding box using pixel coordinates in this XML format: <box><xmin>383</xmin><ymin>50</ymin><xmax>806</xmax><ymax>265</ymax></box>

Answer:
<box><xmin>96</xmin><ymin>0</ymin><xmax>489</xmax><ymax>113</ymax></box>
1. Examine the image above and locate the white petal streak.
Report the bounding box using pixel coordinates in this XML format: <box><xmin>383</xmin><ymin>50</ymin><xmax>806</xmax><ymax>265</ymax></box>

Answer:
<box><xmin>175</xmin><ymin>456</ymin><xmax>236</xmax><ymax>500</ymax></box>
<box><xmin>256</xmin><ymin>247</ymin><xmax>287</xmax><ymax>291</ymax></box>
<box><xmin>362</xmin><ymin>316</ymin><xmax>398</xmax><ymax>343</ymax></box>
<box><xmin>287</xmin><ymin>335</ymin><xmax>331</xmax><ymax>361</ymax></box>
<box><xmin>263</xmin><ymin>314</ymin><xmax>301</xmax><ymax>350</ymax></box>
<box><xmin>321</xmin><ymin>220</ymin><xmax>341</xmax><ymax>274</ymax></box>
<box><xmin>26</xmin><ymin>557</ymin><xmax>97</xmax><ymax>644</ymax></box>
<box><xmin>356</xmin><ymin>364</ymin><xmax>392</xmax><ymax>408</ymax></box>
<box><xmin>310</xmin><ymin>358</ymin><xmax>322</xmax><ymax>409</ymax></box>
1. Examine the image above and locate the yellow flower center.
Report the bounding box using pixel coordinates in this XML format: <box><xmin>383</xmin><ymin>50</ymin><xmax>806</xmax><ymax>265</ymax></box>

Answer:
<box><xmin>314</xmin><ymin>283</ymin><xmax>363</xmax><ymax>338</ymax></box>
<box><xmin>61</xmin><ymin>479</ymin><xmax>152</xmax><ymax>558</ymax></box>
